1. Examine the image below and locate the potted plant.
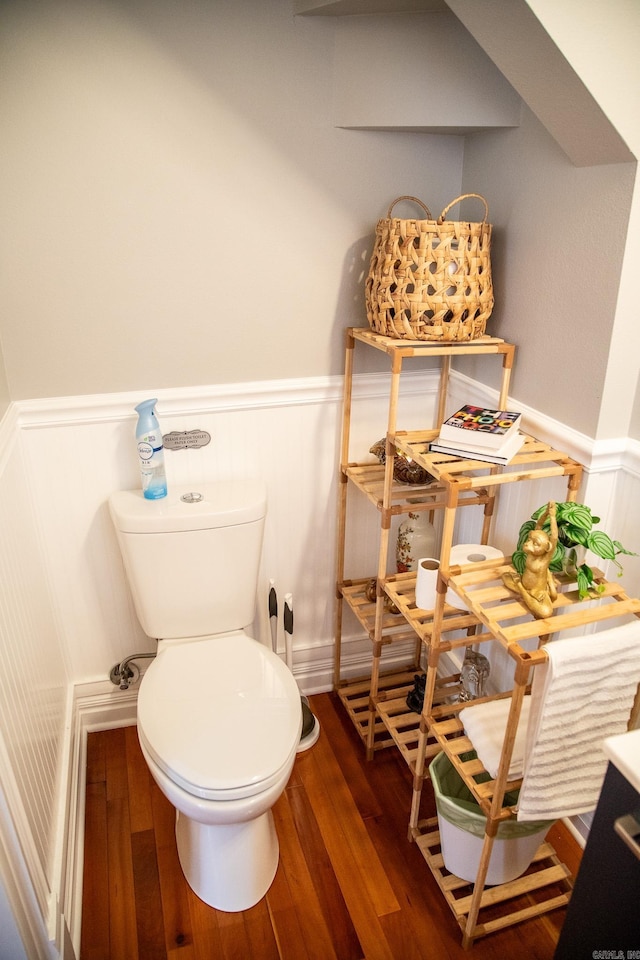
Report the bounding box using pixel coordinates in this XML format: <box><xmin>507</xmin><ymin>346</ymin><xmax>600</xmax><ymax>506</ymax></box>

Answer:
<box><xmin>511</xmin><ymin>501</ymin><xmax>636</xmax><ymax>599</ymax></box>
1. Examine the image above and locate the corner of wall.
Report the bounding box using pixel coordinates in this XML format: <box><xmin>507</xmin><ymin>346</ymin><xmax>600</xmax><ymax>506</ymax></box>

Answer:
<box><xmin>62</xmin><ymin>680</ymin><xmax>138</xmax><ymax>956</ymax></box>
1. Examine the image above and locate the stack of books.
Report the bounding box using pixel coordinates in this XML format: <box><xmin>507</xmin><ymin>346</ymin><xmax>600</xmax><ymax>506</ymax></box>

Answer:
<box><xmin>430</xmin><ymin>404</ymin><xmax>524</xmax><ymax>464</ymax></box>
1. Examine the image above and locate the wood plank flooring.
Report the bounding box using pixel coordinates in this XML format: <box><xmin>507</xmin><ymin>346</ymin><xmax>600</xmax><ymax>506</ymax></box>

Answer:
<box><xmin>81</xmin><ymin>692</ymin><xmax>579</xmax><ymax>959</ymax></box>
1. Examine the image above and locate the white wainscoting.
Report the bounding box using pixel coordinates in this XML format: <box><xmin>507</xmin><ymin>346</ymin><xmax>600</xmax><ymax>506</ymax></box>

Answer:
<box><xmin>0</xmin><ymin>406</ymin><xmax>71</xmax><ymax>959</ymax></box>
<box><xmin>16</xmin><ymin>368</ymin><xmax>639</xmax><ymax>699</ymax></box>
<box><xmin>3</xmin><ymin>368</ymin><xmax>640</xmax><ymax>958</ymax></box>
<box><xmin>15</xmin><ymin>370</ymin><xmax>445</xmax><ymax>690</ymax></box>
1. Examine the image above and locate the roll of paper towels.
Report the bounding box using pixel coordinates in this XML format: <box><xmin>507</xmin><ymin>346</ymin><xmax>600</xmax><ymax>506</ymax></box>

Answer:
<box><xmin>446</xmin><ymin>543</ymin><xmax>503</xmax><ymax>610</ymax></box>
<box><xmin>415</xmin><ymin>558</ymin><xmax>440</xmax><ymax>610</ymax></box>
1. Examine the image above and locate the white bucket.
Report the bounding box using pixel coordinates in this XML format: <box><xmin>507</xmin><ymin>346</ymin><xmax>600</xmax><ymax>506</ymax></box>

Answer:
<box><xmin>437</xmin><ymin>810</ymin><xmax>549</xmax><ymax>885</ymax></box>
<box><xmin>430</xmin><ymin>751</ymin><xmax>552</xmax><ymax>885</ymax></box>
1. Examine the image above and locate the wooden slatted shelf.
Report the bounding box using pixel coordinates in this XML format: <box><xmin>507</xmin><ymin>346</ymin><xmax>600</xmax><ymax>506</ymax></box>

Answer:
<box><xmin>344</xmin><ymin>462</ymin><xmax>491</xmax><ymax>514</ymax></box>
<box><xmin>351</xmin><ymin>327</ymin><xmax>512</xmax><ymax>359</ymax></box>
<box><xmin>393</xmin><ymin>431</ymin><xmax>583</xmax><ymax>498</ymax></box>
<box><xmin>339</xmin><ymin>577</ymin><xmax>422</xmax><ymax>644</ymax></box>
<box><xmin>384</xmin><ymin>569</ymin><xmax>491</xmax><ymax>648</ymax></box>
<box><xmin>339</xmin><ymin>572</ymin><xmax>488</xmax><ymax>768</ymax></box>
<box><xmin>375</xmin><ymin>672</ymin><xmax>462</xmax><ymax>773</ymax></box>
<box><xmin>447</xmin><ymin>560</ymin><xmax>640</xmax><ymax>653</ymax></box>
<box><xmin>344</xmin><ymin>462</ymin><xmax>439</xmax><ymax>512</ymax></box>
<box><xmin>422</xmin><ymin>561</ymin><xmax>640</xmax><ymax>818</ymax></box>
<box><xmin>335</xmin><ymin>669</ymin><xmax>422</xmax><ymax>752</ymax></box>
<box><xmin>425</xmin><ymin>693</ymin><xmax>526</xmax><ymax>819</ymax></box>
<box><xmin>413</xmin><ymin>818</ymin><xmax>572</xmax><ymax>942</ymax></box>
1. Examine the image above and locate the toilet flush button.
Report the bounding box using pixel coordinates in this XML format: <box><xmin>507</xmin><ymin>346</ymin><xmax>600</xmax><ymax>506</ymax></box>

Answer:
<box><xmin>180</xmin><ymin>492</ymin><xmax>204</xmax><ymax>504</ymax></box>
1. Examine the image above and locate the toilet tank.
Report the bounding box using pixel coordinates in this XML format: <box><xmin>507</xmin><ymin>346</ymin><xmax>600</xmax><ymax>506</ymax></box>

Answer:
<box><xmin>109</xmin><ymin>480</ymin><xmax>267</xmax><ymax>639</ymax></box>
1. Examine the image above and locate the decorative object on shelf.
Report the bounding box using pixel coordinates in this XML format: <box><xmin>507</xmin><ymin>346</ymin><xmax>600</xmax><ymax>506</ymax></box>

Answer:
<box><xmin>430</xmin><ymin>429</ymin><xmax>524</xmax><ymax>466</ymax></box>
<box><xmin>396</xmin><ymin>509</ymin><xmax>437</xmax><ymax>573</ymax></box>
<box><xmin>502</xmin><ymin>501</ymin><xmax>559</xmax><ymax>619</ymax></box>
<box><xmin>365</xmin><ymin>577</ymin><xmax>399</xmax><ymax>614</ymax></box>
<box><xmin>406</xmin><ymin>673</ymin><xmax>426</xmax><ymax>713</ymax></box>
<box><xmin>438</xmin><ymin>404</ymin><xmax>521</xmax><ymax>447</ymax></box>
<box><xmin>430</xmin><ymin>403</ymin><xmax>524</xmax><ymax>464</ymax></box>
<box><xmin>509</xmin><ymin>500</ymin><xmax>637</xmax><ymax>602</ymax></box>
<box><xmin>415</xmin><ymin>557</ymin><xmax>440</xmax><ymax>610</ymax></box>
<box><xmin>369</xmin><ymin>438</ymin><xmax>434</xmax><ymax>485</ymax></box>
<box><xmin>458</xmin><ymin>647</ymin><xmax>491</xmax><ymax>702</ymax></box>
<box><xmin>365</xmin><ymin>193</ymin><xmax>493</xmax><ymax>342</ymax></box>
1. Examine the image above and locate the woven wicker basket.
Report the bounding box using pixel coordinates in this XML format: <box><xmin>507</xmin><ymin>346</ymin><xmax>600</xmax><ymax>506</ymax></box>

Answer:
<box><xmin>365</xmin><ymin>194</ymin><xmax>494</xmax><ymax>341</ymax></box>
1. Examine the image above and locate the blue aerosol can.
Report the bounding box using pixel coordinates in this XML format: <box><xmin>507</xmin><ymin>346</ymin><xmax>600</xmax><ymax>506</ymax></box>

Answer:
<box><xmin>134</xmin><ymin>398</ymin><xmax>167</xmax><ymax>500</ymax></box>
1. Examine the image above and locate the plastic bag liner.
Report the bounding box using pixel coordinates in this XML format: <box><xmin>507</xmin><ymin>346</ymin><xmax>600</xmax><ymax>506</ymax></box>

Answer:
<box><xmin>429</xmin><ymin>751</ymin><xmax>552</xmax><ymax>840</ymax></box>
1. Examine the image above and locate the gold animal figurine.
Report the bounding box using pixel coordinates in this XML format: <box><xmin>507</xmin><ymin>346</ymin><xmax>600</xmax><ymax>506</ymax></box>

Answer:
<box><xmin>502</xmin><ymin>501</ymin><xmax>558</xmax><ymax>619</ymax></box>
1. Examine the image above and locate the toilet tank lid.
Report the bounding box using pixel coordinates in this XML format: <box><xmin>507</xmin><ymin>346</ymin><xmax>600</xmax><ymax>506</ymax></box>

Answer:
<box><xmin>109</xmin><ymin>479</ymin><xmax>267</xmax><ymax>533</ymax></box>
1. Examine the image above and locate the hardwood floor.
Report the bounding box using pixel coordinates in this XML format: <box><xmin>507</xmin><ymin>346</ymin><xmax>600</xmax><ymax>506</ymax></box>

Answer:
<box><xmin>80</xmin><ymin>692</ymin><xmax>579</xmax><ymax>960</ymax></box>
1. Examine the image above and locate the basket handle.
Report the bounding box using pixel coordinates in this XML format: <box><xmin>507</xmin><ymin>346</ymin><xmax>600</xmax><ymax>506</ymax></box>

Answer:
<box><xmin>438</xmin><ymin>193</ymin><xmax>489</xmax><ymax>224</ymax></box>
<box><xmin>387</xmin><ymin>196</ymin><xmax>433</xmax><ymax>219</ymax></box>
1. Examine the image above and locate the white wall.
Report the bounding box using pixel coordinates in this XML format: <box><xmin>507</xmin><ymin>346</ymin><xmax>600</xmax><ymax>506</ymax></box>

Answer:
<box><xmin>0</xmin><ymin>0</ymin><xmax>463</xmax><ymax>400</ymax></box>
<box><xmin>333</xmin><ymin>12</ymin><xmax>522</xmax><ymax>131</ymax></box>
<box><xmin>457</xmin><ymin>105</ymin><xmax>635</xmax><ymax>436</ymax></box>
<box><xmin>0</xmin><ymin>352</ymin><xmax>8</xmax><ymax>422</ymax></box>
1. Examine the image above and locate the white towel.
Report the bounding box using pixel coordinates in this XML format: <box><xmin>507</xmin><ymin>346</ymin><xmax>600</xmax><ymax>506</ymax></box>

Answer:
<box><xmin>460</xmin><ymin>696</ymin><xmax>532</xmax><ymax>780</ymax></box>
<box><xmin>517</xmin><ymin>619</ymin><xmax>640</xmax><ymax>821</ymax></box>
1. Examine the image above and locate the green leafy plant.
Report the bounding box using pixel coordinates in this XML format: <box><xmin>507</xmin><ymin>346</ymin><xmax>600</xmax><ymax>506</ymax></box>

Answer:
<box><xmin>512</xmin><ymin>501</ymin><xmax>636</xmax><ymax>599</ymax></box>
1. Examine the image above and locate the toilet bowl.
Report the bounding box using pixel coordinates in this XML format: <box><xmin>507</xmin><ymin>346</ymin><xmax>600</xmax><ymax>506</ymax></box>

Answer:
<box><xmin>108</xmin><ymin>479</ymin><xmax>302</xmax><ymax>912</ymax></box>
<box><xmin>137</xmin><ymin>632</ymin><xmax>302</xmax><ymax>911</ymax></box>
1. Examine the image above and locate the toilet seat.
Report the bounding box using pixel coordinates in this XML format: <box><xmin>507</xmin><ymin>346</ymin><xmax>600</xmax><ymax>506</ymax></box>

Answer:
<box><xmin>137</xmin><ymin>632</ymin><xmax>302</xmax><ymax>802</ymax></box>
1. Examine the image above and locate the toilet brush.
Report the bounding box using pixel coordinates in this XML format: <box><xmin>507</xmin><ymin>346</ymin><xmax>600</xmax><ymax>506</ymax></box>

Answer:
<box><xmin>268</xmin><ymin>579</ymin><xmax>278</xmax><ymax>653</ymax></box>
<box><xmin>283</xmin><ymin>593</ymin><xmax>320</xmax><ymax>752</ymax></box>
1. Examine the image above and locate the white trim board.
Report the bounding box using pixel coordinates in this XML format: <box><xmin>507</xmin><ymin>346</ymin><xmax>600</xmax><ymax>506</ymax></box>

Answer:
<box><xmin>64</xmin><ymin>682</ymin><xmax>138</xmax><ymax>958</ymax></box>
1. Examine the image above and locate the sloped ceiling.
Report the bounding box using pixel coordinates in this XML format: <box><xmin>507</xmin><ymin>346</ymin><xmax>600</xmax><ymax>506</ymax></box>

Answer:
<box><xmin>332</xmin><ymin>13</ymin><xmax>523</xmax><ymax>135</ymax></box>
<box><xmin>446</xmin><ymin>0</ymin><xmax>634</xmax><ymax>166</ymax></box>
<box><xmin>296</xmin><ymin>0</ymin><xmax>635</xmax><ymax>166</ymax></box>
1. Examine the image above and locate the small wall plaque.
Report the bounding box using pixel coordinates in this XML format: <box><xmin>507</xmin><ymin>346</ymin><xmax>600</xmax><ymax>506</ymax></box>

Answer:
<box><xmin>163</xmin><ymin>430</ymin><xmax>211</xmax><ymax>451</ymax></box>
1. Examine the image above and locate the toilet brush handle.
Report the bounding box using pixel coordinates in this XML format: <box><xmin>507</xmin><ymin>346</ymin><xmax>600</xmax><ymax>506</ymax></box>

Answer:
<box><xmin>284</xmin><ymin>594</ymin><xmax>293</xmax><ymax>672</ymax></box>
<box><xmin>268</xmin><ymin>580</ymin><xmax>278</xmax><ymax>653</ymax></box>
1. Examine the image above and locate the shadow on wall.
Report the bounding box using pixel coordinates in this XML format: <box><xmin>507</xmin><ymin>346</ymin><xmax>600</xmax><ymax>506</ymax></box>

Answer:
<box><xmin>331</xmin><ymin>234</ymin><xmax>380</xmax><ymax>368</ymax></box>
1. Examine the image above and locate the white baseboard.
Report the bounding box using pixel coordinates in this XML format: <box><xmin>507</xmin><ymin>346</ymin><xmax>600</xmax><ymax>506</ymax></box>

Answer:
<box><xmin>63</xmin><ymin>681</ymin><xmax>138</xmax><ymax>957</ymax></box>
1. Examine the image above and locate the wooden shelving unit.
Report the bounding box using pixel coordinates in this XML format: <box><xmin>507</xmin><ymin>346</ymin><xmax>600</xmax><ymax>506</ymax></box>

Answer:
<box><xmin>334</xmin><ymin>327</ymin><xmax>517</xmax><ymax>759</ymax></box>
<box><xmin>410</xmin><ymin>561</ymin><xmax>640</xmax><ymax>946</ymax></box>
<box><xmin>392</xmin><ymin>430</ymin><xmax>583</xmax><ymax>581</ymax></box>
<box><xmin>334</xmin><ymin>328</ymin><xmax>581</xmax><ymax>760</ymax></box>
<box><xmin>332</xmin><ymin>327</ymin><xmax>640</xmax><ymax>946</ymax></box>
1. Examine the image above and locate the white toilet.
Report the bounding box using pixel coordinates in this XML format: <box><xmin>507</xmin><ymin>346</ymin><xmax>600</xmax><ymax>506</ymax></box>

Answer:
<box><xmin>108</xmin><ymin>480</ymin><xmax>302</xmax><ymax>912</ymax></box>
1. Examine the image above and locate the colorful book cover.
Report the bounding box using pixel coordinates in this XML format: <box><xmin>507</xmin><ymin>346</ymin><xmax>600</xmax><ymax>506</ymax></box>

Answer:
<box><xmin>438</xmin><ymin>404</ymin><xmax>521</xmax><ymax>449</ymax></box>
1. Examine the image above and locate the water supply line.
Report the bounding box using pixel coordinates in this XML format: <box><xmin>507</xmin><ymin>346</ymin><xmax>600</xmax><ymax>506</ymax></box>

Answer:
<box><xmin>109</xmin><ymin>651</ymin><xmax>157</xmax><ymax>690</ymax></box>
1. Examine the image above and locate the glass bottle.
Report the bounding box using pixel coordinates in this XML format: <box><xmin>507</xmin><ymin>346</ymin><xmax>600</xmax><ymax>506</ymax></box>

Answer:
<box><xmin>458</xmin><ymin>647</ymin><xmax>491</xmax><ymax>702</ymax></box>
